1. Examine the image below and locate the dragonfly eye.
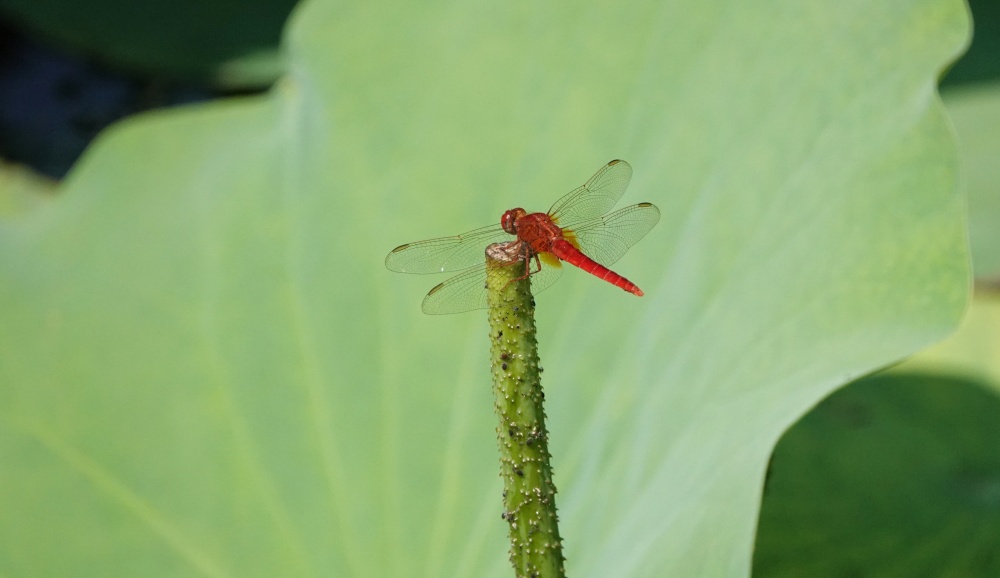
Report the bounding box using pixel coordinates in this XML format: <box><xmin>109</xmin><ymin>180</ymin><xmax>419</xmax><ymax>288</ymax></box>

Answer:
<box><xmin>501</xmin><ymin>208</ymin><xmax>525</xmax><ymax>234</ymax></box>
<box><xmin>501</xmin><ymin>210</ymin><xmax>514</xmax><ymax>234</ymax></box>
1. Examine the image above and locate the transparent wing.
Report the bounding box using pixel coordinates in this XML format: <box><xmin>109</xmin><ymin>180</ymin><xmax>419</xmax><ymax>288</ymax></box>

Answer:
<box><xmin>567</xmin><ymin>202</ymin><xmax>660</xmax><ymax>267</ymax></box>
<box><xmin>421</xmin><ymin>255</ymin><xmax>564</xmax><ymax>315</ymax></box>
<box><xmin>547</xmin><ymin>159</ymin><xmax>633</xmax><ymax>225</ymax></box>
<box><xmin>385</xmin><ymin>223</ymin><xmax>514</xmax><ymax>274</ymax></box>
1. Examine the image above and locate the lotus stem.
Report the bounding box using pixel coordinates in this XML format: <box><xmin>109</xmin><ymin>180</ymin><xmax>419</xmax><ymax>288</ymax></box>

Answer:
<box><xmin>486</xmin><ymin>243</ymin><xmax>566</xmax><ymax>578</ymax></box>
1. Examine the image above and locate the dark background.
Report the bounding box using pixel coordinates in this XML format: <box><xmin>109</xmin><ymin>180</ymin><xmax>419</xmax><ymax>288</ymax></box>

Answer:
<box><xmin>0</xmin><ymin>0</ymin><xmax>997</xmax><ymax>179</ymax></box>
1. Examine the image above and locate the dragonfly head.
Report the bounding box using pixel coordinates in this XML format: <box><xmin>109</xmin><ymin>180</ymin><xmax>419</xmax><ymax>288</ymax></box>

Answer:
<box><xmin>501</xmin><ymin>208</ymin><xmax>527</xmax><ymax>235</ymax></box>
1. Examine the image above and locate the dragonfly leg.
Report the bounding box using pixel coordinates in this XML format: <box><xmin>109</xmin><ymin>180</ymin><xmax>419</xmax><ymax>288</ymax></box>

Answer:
<box><xmin>510</xmin><ymin>245</ymin><xmax>540</xmax><ymax>283</ymax></box>
<box><xmin>494</xmin><ymin>243</ymin><xmax>539</xmax><ymax>292</ymax></box>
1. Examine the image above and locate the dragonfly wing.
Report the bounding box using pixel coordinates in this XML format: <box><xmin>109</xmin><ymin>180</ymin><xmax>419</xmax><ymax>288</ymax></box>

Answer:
<box><xmin>421</xmin><ymin>254</ymin><xmax>564</xmax><ymax>314</ymax></box>
<box><xmin>421</xmin><ymin>267</ymin><xmax>492</xmax><ymax>314</ymax></box>
<box><xmin>547</xmin><ymin>160</ymin><xmax>633</xmax><ymax>225</ymax></box>
<box><xmin>526</xmin><ymin>255</ymin><xmax>564</xmax><ymax>297</ymax></box>
<box><xmin>566</xmin><ymin>202</ymin><xmax>660</xmax><ymax>267</ymax></box>
<box><xmin>385</xmin><ymin>224</ymin><xmax>513</xmax><ymax>274</ymax></box>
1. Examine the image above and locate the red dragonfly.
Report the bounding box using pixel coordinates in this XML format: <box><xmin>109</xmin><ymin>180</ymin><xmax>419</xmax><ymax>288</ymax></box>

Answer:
<box><xmin>385</xmin><ymin>159</ymin><xmax>660</xmax><ymax>314</ymax></box>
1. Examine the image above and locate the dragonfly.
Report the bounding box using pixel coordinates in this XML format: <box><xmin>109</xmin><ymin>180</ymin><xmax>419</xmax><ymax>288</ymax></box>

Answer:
<box><xmin>385</xmin><ymin>159</ymin><xmax>660</xmax><ymax>314</ymax></box>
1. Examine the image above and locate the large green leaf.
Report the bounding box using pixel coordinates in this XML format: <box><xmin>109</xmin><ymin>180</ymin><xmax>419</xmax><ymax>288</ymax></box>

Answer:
<box><xmin>0</xmin><ymin>0</ymin><xmax>969</xmax><ymax>576</ymax></box>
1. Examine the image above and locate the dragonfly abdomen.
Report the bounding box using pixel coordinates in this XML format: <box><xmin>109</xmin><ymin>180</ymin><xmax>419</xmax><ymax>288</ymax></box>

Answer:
<box><xmin>550</xmin><ymin>239</ymin><xmax>644</xmax><ymax>296</ymax></box>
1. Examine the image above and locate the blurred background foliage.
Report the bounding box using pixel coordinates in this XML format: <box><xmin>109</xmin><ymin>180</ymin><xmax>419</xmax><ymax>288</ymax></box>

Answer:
<box><xmin>752</xmin><ymin>2</ymin><xmax>1000</xmax><ymax>572</ymax></box>
<box><xmin>0</xmin><ymin>0</ymin><xmax>295</xmax><ymax>178</ymax></box>
<box><xmin>0</xmin><ymin>0</ymin><xmax>294</xmax><ymax>85</ymax></box>
<box><xmin>0</xmin><ymin>0</ymin><xmax>997</xmax><ymax>179</ymax></box>
<box><xmin>754</xmin><ymin>15</ymin><xmax>1000</xmax><ymax>573</ymax></box>
<box><xmin>0</xmin><ymin>0</ymin><xmax>996</xmax><ymax>575</ymax></box>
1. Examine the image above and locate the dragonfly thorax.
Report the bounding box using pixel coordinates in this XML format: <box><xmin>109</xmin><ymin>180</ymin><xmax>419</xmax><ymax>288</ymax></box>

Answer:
<box><xmin>501</xmin><ymin>208</ymin><xmax>528</xmax><ymax>235</ymax></box>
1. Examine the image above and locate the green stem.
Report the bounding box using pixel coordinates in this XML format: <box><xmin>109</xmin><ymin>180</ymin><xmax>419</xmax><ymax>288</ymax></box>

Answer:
<box><xmin>486</xmin><ymin>244</ymin><xmax>566</xmax><ymax>578</ymax></box>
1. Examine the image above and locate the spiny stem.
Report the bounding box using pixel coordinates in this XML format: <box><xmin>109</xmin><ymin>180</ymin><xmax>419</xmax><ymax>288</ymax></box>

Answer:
<box><xmin>486</xmin><ymin>244</ymin><xmax>566</xmax><ymax>578</ymax></box>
